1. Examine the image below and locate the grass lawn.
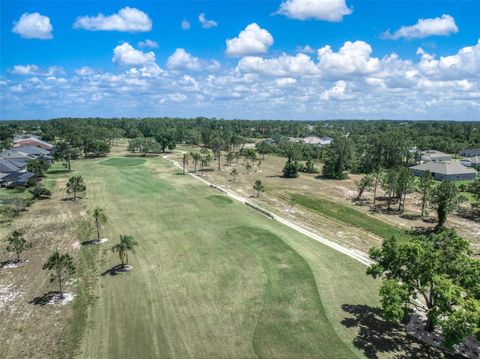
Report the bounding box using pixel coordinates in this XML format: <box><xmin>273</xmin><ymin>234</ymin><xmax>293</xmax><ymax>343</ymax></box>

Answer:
<box><xmin>292</xmin><ymin>194</ymin><xmax>413</xmax><ymax>243</ymax></box>
<box><xmin>63</xmin><ymin>155</ymin><xmax>385</xmax><ymax>359</ymax></box>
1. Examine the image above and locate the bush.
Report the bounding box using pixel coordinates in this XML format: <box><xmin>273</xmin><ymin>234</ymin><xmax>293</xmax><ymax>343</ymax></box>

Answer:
<box><xmin>29</xmin><ymin>186</ymin><xmax>52</xmax><ymax>199</ymax></box>
<box><xmin>282</xmin><ymin>160</ymin><xmax>300</xmax><ymax>178</ymax></box>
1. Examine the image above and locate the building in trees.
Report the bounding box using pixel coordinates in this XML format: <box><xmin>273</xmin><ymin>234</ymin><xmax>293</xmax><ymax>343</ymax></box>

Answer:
<box><xmin>411</xmin><ymin>161</ymin><xmax>476</xmax><ymax>181</ymax></box>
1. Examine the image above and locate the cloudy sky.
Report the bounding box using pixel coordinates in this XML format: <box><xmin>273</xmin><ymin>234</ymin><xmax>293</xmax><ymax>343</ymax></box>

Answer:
<box><xmin>1</xmin><ymin>0</ymin><xmax>479</xmax><ymax>120</ymax></box>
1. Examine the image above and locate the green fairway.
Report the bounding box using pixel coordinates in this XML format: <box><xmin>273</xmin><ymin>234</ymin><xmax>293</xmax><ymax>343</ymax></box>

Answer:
<box><xmin>100</xmin><ymin>157</ymin><xmax>146</xmax><ymax>166</ymax></box>
<box><xmin>292</xmin><ymin>194</ymin><xmax>413</xmax><ymax>242</ymax></box>
<box><xmin>68</xmin><ymin>155</ymin><xmax>382</xmax><ymax>358</ymax></box>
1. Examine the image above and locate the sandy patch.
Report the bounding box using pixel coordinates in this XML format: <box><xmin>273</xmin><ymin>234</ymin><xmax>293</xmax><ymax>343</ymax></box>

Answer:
<box><xmin>48</xmin><ymin>292</ymin><xmax>74</xmax><ymax>306</ymax></box>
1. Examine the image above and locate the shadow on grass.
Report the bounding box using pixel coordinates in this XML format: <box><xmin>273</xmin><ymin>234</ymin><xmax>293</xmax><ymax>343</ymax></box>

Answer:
<box><xmin>30</xmin><ymin>291</ymin><xmax>61</xmax><ymax>306</ymax></box>
<box><xmin>48</xmin><ymin>169</ymin><xmax>71</xmax><ymax>174</ymax></box>
<box><xmin>409</xmin><ymin>226</ymin><xmax>436</xmax><ymax>237</ymax></box>
<box><xmin>341</xmin><ymin>304</ymin><xmax>458</xmax><ymax>359</ymax></box>
<box><xmin>100</xmin><ymin>264</ymin><xmax>130</xmax><ymax>276</ymax></box>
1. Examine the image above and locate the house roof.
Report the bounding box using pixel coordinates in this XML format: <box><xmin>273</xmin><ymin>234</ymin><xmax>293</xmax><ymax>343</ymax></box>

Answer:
<box><xmin>464</xmin><ymin>156</ymin><xmax>480</xmax><ymax>164</ymax></box>
<box><xmin>421</xmin><ymin>150</ymin><xmax>451</xmax><ymax>160</ymax></box>
<box><xmin>14</xmin><ymin>145</ymin><xmax>49</xmax><ymax>156</ymax></box>
<box><xmin>13</xmin><ymin>137</ymin><xmax>53</xmax><ymax>149</ymax></box>
<box><xmin>0</xmin><ymin>160</ymin><xmax>21</xmax><ymax>173</ymax></box>
<box><xmin>5</xmin><ymin>171</ymin><xmax>35</xmax><ymax>182</ymax></box>
<box><xmin>0</xmin><ymin>149</ymin><xmax>34</xmax><ymax>160</ymax></box>
<box><xmin>411</xmin><ymin>161</ymin><xmax>477</xmax><ymax>175</ymax></box>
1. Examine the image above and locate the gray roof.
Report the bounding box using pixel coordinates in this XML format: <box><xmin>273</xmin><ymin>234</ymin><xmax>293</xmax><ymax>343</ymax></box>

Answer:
<box><xmin>0</xmin><ymin>149</ymin><xmax>33</xmax><ymax>160</ymax></box>
<box><xmin>421</xmin><ymin>150</ymin><xmax>451</xmax><ymax>161</ymax></box>
<box><xmin>411</xmin><ymin>161</ymin><xmax>477</xmax><ymax>175</ymax></box>
<box><xmin>0</xmin><ymin>159</ymin><xmax>21</xmax><ymax>173</ymax></box>
<box><xmin>464</xmin><ymin>156</ymin><xmax>480</xmax><ymax>164</ymax></box>
<box><xmin>5</xmin><ymin>171</ymin><xmax>35</xmax><ymax>183</ymax></box>
<box><xmin>14</xmin><ymin>145</ymin><xmax>49</xmax><ymax>156</ymax></box>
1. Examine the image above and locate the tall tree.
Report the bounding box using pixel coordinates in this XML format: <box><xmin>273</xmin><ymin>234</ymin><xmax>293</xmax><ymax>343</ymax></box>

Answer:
<box><xmin>182</xmin><ymin>153</ymin><xmax>189</xmax><ymax>175</ymax></box>
<box><xmin>92</xmin><ymin>207</ymin><xmax>107</xmax><ymax>242</ymax></box>
<box><xmin>396</xmin><ymin>167</ymin><xmax>415</xmax><ymax>212</ymax></box>
<box><xmin>322</xmin><ymin>137</ymin><xmax>353</xmax><ymax>180</ymax></box>
<box><xmin>53</xmin><ymin>142</ymin><xmax>79</xmax><ymax>172</ymax></box>
<box><xmin>431</xmin><ymin>181</ymin><xmax>464</xmax><ymax>230</ymax></box>
<box><xmin>43</xmin><ymin>251</ymin><xmax>75</xmax><ymax>298</ymax></box>
<box><xmin>253</xmin><ymin>180</ymin><xmax>265</xmax><ymax>197</ymax></box>
<box><xmin>66</xmin><ymin>175</ymin><xmax>86</xmax><ymax>200</ymax></box>
<box><xmin>5</xmin><ymin>230</ymin><xmax>31</xmax><ymax>263</ymax></box>
<box><xmin>111</xmin><ymin>235</ymin><xmax>138</xmax><ymax>268</ymax></box>
<box><xmin>419</xmin><ymin>170</ymin><xmax>434</xmax><ymax>217</ymax></box>
<box><xmin>189</xmin><ymin>152</ymin><xmax>202</xmax><ymax>174</ymax></box>
<box><xmin>381</xmin><ymin>168</ymin><xmax>399</xmax><ymax>211</ymax></box>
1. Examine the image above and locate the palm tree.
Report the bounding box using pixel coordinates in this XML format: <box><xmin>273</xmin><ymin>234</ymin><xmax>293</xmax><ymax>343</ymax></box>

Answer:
<box><xmin>231</xmin><ymin>168</ymin><xmax>238</xmax><ymax>181</ymax></box>
<box><xmin>182</xmin><ymin>153</ymin><xmax>189</xmax><ymax>174</ymax></box>
<box><xmin>111</xmin><ymin>235</ymin><xmax>138</xmax><ymax>268</ymax></box>
<box><xmin>92</xmin><ymin>207</ymin><xmax>107</xmax><ymax>242</ymax></box>
<box><xmin>190</xmin><ymin>152</ymin><xmax>202</xmax><ymax>174</ymax></box>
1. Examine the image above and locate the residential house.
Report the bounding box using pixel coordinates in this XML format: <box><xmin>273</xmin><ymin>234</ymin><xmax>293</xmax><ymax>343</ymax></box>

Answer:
<box><xmin>460</xmin><ymin>148</ymin><xmax>480</xmax><ymax>157</ymax></box>
<box><xmin>0</xmin><ymin>159</ymin><xmax>28</xmax><ymax>187</ymax></box>
<box><xmin>411</xmin><ymin>161</ymin><xmax>477</xmax><ymax>181</ymax></box>
<box><xmin>461</xmin><ymin>156</ymin><xmax>480</xmax><ymax>169</ymax></box>
<box><xmin>288</xmin><ymin>136</ymin><xmax>333</xmax><ymax>146</ymax></box>
<box><xmin>421</xmin><ymin>150</ymin><xmax>452</xmax><ymax>162</ymax></box>
<box><xmin>13</xmin><ymin>136</ymin><xmax>53</xmax><ymax>150</ymax></box>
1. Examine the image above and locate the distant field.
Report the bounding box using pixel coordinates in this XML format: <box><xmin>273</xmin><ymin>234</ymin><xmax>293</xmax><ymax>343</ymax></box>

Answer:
<box><xmin>292</xmin><ymin>194</ymin><xmax>413</xmax><ymax>243</ymax></box>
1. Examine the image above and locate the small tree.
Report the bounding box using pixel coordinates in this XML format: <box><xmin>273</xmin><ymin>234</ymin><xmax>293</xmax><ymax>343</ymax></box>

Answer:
<box><xmin>253</xmin><ymin>180</ymin><xmax>265</xmax><ymax>197</ymax></box>
<box><xmin>419</xmin><ymin>170</ymin><xmax>434</xmax><ymax>217</ymax></box>
<box><xmin>66</xmin><ymin>175</ymin><xmax>86</xmax><ymax>200</ymax></box>
<box><xmin>6</xmin><ymin>230</ymin><xmax>31</xmax><ymax>263</ymax></box>
<box><xmin>282</xmin><ymin>160</ymin><xmax>300</xmax><ymax>178</ymax></box>
<box><xmin>27</xmin><ymin>159</ymin><xmax>51</xmax><ymax>177</ymax></box>
<box><xmin>355</xmin><ymin>174</ymin><xmax>374</xmax><ymax>201</ymax></box>
<box><xmin>92</xmin><ymin>207</ymin><xmax>108</xmax><ymax>242</ymax></box>
<box><xmin>43</xmin><ymin>251</ymin><xmax>75</xmax><ymax>298</ymax></box>
<box><xmin>245</xmin><ymin>162</ymin><xmax>252</xmax><ymax>174</ymax></box>
<box><xmin>29</xmin><ymin>186</ymin><xmax>52</xmax><ymax>200</ymax></box>
<box><xmin>53</xmin><ymin>142</ymin><xmax>79</xmax><ymax>172</ymax></box>
<box><xmin>112</xmin><ymin>235</ymin><xmax>138</xmax><ymax>268</ymax></box>
<box><xmin>230</xmin><ymin>168</ymin><xmax>238</xmax><ymax>181</ymax></box>
<box><xmin>468</xmin><ymin>177</ymin><xmax>480</xmax><ymax>214</ymax></box>
<box><xmin>288</xmin><ymin>196</ymin><xmax>296</xmax><ymax>213</ymax></box>
<box><xmin>431</xmin><ymin>180</ymin><xmax>464</xmax><ymax>230</ymax></box>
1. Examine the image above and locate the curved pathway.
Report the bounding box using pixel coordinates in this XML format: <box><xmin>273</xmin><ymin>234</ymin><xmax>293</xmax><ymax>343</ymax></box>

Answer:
<box><xmin>163</xmin><ymin>151</ymin><xmax>372</xmax><ymax>266</ymax></box>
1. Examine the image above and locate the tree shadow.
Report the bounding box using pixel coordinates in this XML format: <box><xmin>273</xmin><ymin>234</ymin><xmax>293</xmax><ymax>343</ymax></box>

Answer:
<box><xmin>47</xmin><ymin>169</ymin><xmax>70</xmax><ymax>174</ymax></box>
<box><xmin>409</xmin><ymin>226</ymin><xmax>435</xmax><ymax>237</ymax></box>
<box><xmin>100</xmin><ymin>264</ymin><xmax>130</xmax><ymax>276</ymax></box>
<box><xmin>400</xmin><ymin>213</ymin><xmax>421</xmax><ymax>221</ymax></box>
<box><xmin>30</xmin><ymin>291</ymin><xmax>61</xmax><ymax>306</ymax></box>
<box><xmin>341</xmin><ymin>304</ymin><xmax>459</xmax><ymax>358</ymax></box>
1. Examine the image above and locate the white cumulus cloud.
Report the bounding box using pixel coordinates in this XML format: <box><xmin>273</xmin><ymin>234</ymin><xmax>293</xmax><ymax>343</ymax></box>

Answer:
<box><xmin>12</xmin><ymin>12</ymin><xmax>53</xmax><ymax>39</ymax></box>
<box><xmin>74</xmin><ymin>7</ymin><xmax>152</xmax><ymax>32</ymax></box>
<box><xmin>167</xmin><ymin>48</ymin><xmax>220</xmax><ymax>71</ymax></box>
<box><xmin>10</xmin><ymin>64</ymin><xmax>64</xmax><ymax>76</ymax></box>
<box><xmin>277</xmin><ymin>0</ymin><xmax>352</xmax><ymax>22</ymax></box>
<box><xmin>226</xmin><ymin>23</ymin><xmax>274</xmax><ymax>57</ymax></box>
<box><xmin>237</xmin><ymin>53</ymin><xmax>318</xmax><ymax>76</ymax></box>
<box><xmin>138</xmin><ymin>39</ymin><xmax>158</xmax><ymax>48</ymax></box>
<box><xmin>383</xmin><ymin>14</ymin><xmax>458</xmax><ymax>40</ymax></box>
<box><xmin>113</xmin><ymin>43</ymin><xmax>156</xmax><ymax>66</ymax></box>
<box><xmin>317</xmin><ymin>41</ymin><xmax>379</xmax><ymax>77</ymax></box>
<box><xmin>198</xmin><ymin>13</ymin><xmax>217</xmax><ymax>29</ymax></box>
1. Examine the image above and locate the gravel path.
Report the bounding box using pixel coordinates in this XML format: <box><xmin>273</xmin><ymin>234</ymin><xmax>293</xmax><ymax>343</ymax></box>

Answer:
<box><xmin>163</xmin><ymin>151</ymin><xmax>373</xmax><ymax>267</ymax></box>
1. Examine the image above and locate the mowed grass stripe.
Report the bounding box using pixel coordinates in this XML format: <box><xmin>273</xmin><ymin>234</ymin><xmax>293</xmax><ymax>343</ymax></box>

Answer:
<box><xmin>71</xmin><ymin>155</ymin><xmax>376</xmax><ymax>358</ymax></box>
<box><xmin>227</xmin><ymin>226</ymin><xmax>356</xmax><ymax>359</ymax></box>
<box><xmin>292</xmin><ymin>194</ymin><xmax>412</xmax><ymax>242</ymax></box>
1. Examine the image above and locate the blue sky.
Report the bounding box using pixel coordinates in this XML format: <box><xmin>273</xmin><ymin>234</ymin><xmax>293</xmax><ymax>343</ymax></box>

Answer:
<box><xmin>1</xmin><ymin>0</ymin><xmax>480</xmax><ymax>120</ymax></box>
